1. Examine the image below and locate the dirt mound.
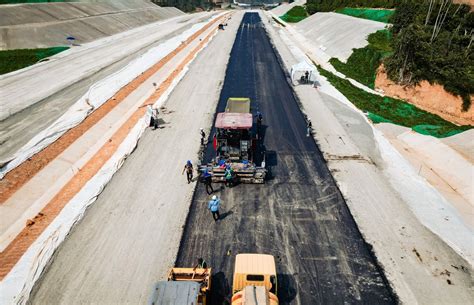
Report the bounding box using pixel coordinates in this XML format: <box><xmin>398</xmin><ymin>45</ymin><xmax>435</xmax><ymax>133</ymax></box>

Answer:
<box><xmin>375</xmin><ymin>65</ymin><xmax>473</xmax><ymax>126</ymax></box>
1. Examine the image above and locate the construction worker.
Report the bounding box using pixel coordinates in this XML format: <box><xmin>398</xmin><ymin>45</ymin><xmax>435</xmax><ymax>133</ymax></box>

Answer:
<box><xmin>202</xmin><ymin>169</ymin><xmax>214</xmax><ymax>194</ymax></box>
<box><xmin>182</xmin><ymin>160</ymin><xmax>194</xmax><ymax>183</ymax></box>
<box><xmin>256</xmin><ymin>111</ymin><xmax>263</xmax><ymax>126</ymax></box>
<box><xmin>143</xmin><ymin>104</ymin><xmax>159</xmax><ymax>129</ymax></box>
<box><xmin>208</xmin><ymin>195</ymin><xmax>221</xmax><ymax>221</ymax></box>
<box><xmin>194</xmin><ymin>257</ymin><xmax>208</xmax><ymax>270</ymax></box>
<box><xmin>224</xmin><ymin>165</ymin><xmax>234</xmax><ymax>187</ymax></box>
<box><xmin>306</xmin><ymin>118</ymin><xmax>312</xmax><ymax>137</ymax></box>
<box><xmin>200</xmin><ymin>128</ymin><xmax>206</xmax><ymax>146</ymax></box>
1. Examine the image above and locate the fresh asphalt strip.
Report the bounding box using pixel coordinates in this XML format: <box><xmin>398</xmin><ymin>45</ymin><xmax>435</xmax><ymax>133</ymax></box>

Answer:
<box><xmin>176</xmin><ymin>13</ymin><xmax>396</xmax><ymax>304</ymax></box>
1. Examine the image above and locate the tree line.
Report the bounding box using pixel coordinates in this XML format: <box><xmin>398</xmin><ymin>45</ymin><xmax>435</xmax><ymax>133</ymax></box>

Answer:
<box><xmin>386</xmin><ymin>0</ymin><xmax>473</xmax><ymax>110</ymax></box>
<box><xmin>306</xmin><ymin>0</ymin><xmax>473</xmax><ymax>110</ymax></box>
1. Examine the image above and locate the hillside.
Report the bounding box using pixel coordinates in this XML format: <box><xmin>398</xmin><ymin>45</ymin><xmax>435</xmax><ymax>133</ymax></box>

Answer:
<box><xmin>0</xmin><ymin>0</ymin><xmax>184</xmax><ymax>49</ymax></box>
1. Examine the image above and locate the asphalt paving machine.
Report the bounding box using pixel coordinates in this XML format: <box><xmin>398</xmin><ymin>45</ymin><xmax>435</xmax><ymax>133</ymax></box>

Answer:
<box><xmin>200</xmin><ymin>98</ymin><xmax>266</xmax><ymax>184</ymax></box>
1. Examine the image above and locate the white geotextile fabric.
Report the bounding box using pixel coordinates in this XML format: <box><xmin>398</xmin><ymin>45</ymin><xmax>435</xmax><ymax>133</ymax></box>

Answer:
<box><xmin>0</xmin><ymin>19</ymin><xmax>220</xmax><ymax>305</ymax></box>
<box><xmin>0</xmin><ymin>117</ymin><xmax>148</xmax><ymax>305</ymax></box>
<box><xmin>271</xmin><ymin>15</ymin><xmax>474</xmax><ymax>266</ymax></box>
<box><xmin>0</xmin><ymin>14</ymin><xmax>220</xmax><ymax>179</ymax></box>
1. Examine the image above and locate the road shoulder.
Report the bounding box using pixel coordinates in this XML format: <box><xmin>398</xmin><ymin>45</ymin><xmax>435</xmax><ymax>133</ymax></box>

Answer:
<box><xmin>261</xmin><ymin>11</ymin><xmax>474</xmax><ymax>305</ymax></box>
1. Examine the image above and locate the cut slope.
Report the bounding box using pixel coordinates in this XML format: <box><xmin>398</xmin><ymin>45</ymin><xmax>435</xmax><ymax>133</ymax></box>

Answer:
<box><xmin>294</xmin><ymin>12</ymin><xmax>386</xmax><ymax>62</ymax></box>
<box><xmin>0</xmin><ymin>1</ymin><xmax>184</xmax><ymax>49</ymax></box>
<box><xmin>271</xmin><ymin>0</ymin><xmax>306</xmax><ymax>16</ymax></box>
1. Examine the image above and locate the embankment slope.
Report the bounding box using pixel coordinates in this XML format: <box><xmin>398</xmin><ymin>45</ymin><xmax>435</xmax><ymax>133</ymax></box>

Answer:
<box><xmin>0</xmin><ymin>0</ymin><xmax>184</xmax><ymax>49</ymax></box>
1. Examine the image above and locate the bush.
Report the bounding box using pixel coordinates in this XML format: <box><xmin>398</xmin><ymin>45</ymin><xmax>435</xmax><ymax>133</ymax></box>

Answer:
<box><xmin>306</xmin><ymin>0</ymin><xmax>400</xmax><ymax>15</ymax></box>
<box><xmin>335</xmin><ymin>8</ymin><xmax>394</xmax><ymax>23</ymax></box>
<box><xmin>280</xmin><ymin>5</ymin><xmax>308</xmax><ymax>23</ymax></box>
<box><xmin>317</xmin><ymin>65</ymin><xmax>472</xmax><ymax>138</ymax></box>
<box><xmin>330</xmin><ymin>30</ymin><xmax>392</xmax><ymax>88</ymax></box>
<box><xmin>385</xmin><ymin>2</ymin><xmax>473</xmax><ymax>110</ymax></box>
<box><xmin>151</xmin><ymin>0</ymin><xmax>211</xmax><ymax>12</ymax></box>
<box><xmin>0</xmin><ymin>0</ymin><xmax>66</xmax><ymax>3</ymax></box>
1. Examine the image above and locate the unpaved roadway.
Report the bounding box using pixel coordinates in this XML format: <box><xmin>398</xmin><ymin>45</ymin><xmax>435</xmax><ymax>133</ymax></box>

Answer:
<box><xmin>175</xmin><ymin>13</ymin><xmax>395</xmax><ymax>304</ymax></box>
<box><xmin>29</xmin><ymin>11</ymin><xmax>243</xmax><ymax>305</ymax></box>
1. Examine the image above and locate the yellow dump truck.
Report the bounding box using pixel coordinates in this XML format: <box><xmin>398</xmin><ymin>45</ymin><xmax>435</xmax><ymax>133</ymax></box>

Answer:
<box><xmin>231</xmin><ymin>254</ymin><xmax>279</xmax><ymax>305</ymax></box>
<box><xmin>149</xmin><ymin>267</ymin><xmax>211</xmax><ymax>305</ymax></box>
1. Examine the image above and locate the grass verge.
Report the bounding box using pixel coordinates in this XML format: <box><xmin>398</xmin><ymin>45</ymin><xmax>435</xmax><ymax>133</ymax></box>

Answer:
<box><xmin>0</xmin><ymin>0</ymin><xmax>67</xmax><ymax>3</ymax></box>
<box><xmin>0</xmin><ymin>47</ymin><xmax>69</xmax><ymax>75</ymax></box>
<box><xmin>280</xmin><ymin>5</ymin><xmax>308</xmax><ymax>23</ymax></box>
<box><xmin>330</xmin><ymin>29</ymin><xmax>392</xmax><ymax>89</ymax></box>
<box><xmin>317</xmin><ymin>65</ymin><xmax>472</xmax><ymax>138</ymax></box>
<box><xmin>335</xmin><ymin>7</ymin><xmax>394</xmax><ymax>23</ymax></box>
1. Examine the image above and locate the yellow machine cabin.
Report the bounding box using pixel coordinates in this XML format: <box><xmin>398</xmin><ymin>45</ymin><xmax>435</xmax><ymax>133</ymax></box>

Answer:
<box><xmin>231</xmin><ymin>254</ymin><xmax>278</xmax><ymax>305</ymax></box>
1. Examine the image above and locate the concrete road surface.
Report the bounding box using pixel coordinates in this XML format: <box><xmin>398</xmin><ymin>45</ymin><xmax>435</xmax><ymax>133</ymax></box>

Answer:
<box><xmin>29</xmin><ymin>11</ymin><xmax>244</xmax><ymax>305</ymax></box>
<box><xmin>175</xmin><ymin>13</ymin><xmax>395</xmax><ymax>304</ymax></box>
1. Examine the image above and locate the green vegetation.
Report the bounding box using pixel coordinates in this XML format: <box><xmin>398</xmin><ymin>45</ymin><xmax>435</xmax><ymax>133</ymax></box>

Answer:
<box><xmin>385</xmin><ymin>1</ymin><xmax>473</xmax><ymax>110</ymax></box>
<box><xmin>0</xmin><ymin>47</ymin><xmax>69</xmax><ymax>75</ymax></box>
<box><xmin>335</xmin><ymin>8</ymin><xmax>394</xmax><ymax>23</ymax></box>
<box><xmin>280</xmin><ymin>5</ymin><xmax>308</xmax><ymax>23</ymax></box>
<box><xmin>306</xmin><ymin>0</ymin><xmax>400</xmax><ymax>15</ymax></box>
<box><xmin>0</xmin><ymin>0</ymin><xmax>68</xmax><ymax>3</ymax></box>
<box><xmin>308</xmin><ymin>0</ymin><xmax>473</xmax><ymax>111</ymax></box>
<box><xmin>151</xmin><ymin>0</ymin><xmax>211</xmax><ymax>12</ymax></box>
<box><xmin>330</xmin><ymin>29</ymin><xmax>392</xmax><ymax>88</ymax></box>
<box><xmin>317</xmin><ymin>65</ymin><xmax>472</xmax><ymax>138</ymax></box>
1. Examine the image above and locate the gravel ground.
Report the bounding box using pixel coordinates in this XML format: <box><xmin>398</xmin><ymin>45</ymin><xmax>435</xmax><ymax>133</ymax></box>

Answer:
<box><xmin>28</xmin><ymin>11</ymin><xmax>243</xmax><ymax>305</ymax></box>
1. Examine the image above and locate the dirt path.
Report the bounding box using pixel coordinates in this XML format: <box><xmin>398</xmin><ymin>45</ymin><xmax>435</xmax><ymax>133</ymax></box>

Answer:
<box><xmin>176</xmin><ymin>12</ymin><xmax>394</xmax><ymax>304</ymax></box>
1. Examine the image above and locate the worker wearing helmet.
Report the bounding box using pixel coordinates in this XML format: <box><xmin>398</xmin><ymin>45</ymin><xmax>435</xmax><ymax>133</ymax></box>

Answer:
<box><xmin>224</xmin><ymin>165</ymin><xmax>234</xmax><ymax>188</ymax></box>
<box><xmin>202</xmin><ymin>169</ymin><xmax>214</xmax><ymax>195</ymax></box>
<box><xmin>208</xmin><ymin>195</ymin><xmax>221</xmax><ymax>221</ymax></box>
<box><xmin>182</xmin><ymin>160</ymin><xmax>194</xmax><ymax>184</ymax></box>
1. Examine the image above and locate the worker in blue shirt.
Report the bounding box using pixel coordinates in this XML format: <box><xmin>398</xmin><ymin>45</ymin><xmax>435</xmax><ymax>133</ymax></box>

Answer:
<box><xmin>208</xmin><ymin>195</ymin><xmax>221</xmax><ymax>221</ymax></box>
<box><xmin>182</xmin><ymin>160</ymin><xmax>193</xmax><ymax>183</ymax></box>
<box><xmin>203</xmin><ymin>169</ymin><xmax>214</xmax><ymax>194</ymax></box>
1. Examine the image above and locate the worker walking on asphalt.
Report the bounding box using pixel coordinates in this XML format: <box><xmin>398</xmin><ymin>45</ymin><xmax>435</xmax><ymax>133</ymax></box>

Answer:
<box><xmin>208</xmin><ymin>195</ymin><xmax>221</xmax><ymax>221</ymax></box>
<box><xmin>193</xmin><ymin>257</ymin><xmax>208</xmax><ymax>270</ymax></box>
<box><xmin>202</xmin><ymin>169</ymin><xmax>214</xmax><ymax>194</ymax></box>
<box><xmin>182</xmin><ymin>160</ymin><xmax>194</xmax><ymax>183</ymax></box>
<box><xmin>306</xmin><ymin>118</ymin><xmax>312</xmax><ymax>137</ymax></box>
<box><xmin>224</xmin><ymin>165</ymin><xmax>234</xmax><ymax>188</ymax></box>
<box><xmin>200</xmin><ymin>128</ymin><xmax>206</xmax><ymax>146</ymax></box>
